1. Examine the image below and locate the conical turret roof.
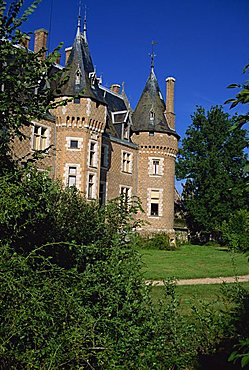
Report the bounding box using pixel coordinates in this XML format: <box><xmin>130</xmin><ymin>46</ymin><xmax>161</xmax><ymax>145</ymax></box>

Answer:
<box><xmin>56</xmin><ymin>17</ymin><xmax>105</xmax><ymax>104</ymax></box>
<box><xmin>132</xmin><ymin>69</ymin><xmax>174</xmax><ymax>134</ymax></box>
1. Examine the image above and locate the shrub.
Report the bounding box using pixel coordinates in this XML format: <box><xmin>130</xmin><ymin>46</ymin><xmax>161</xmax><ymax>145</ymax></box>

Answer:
<box><xmin>221</xmin><ymin>210</ymin><xmax>249</xmax><ymax>252</ymax></box>
<box><xmin>131</xmin><ymin>232</ymin><xmax>177</xmax><ymax>250</ymax></box>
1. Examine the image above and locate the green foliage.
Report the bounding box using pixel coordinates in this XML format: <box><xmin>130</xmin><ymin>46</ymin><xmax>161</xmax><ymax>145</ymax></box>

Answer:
<box><xmin>224</xmin><ymin>284</ymin><xmax>249</xmax><ymax>369</ymax></box>
<box><xmin>222</xmin><ymin>210</ymin><xmax>249</xmax><ymax>253</ymax></box>
<box><xmin>225</xmin><ymin>64</ymin><xmax>249</xmax><ymax>129</ymax></box>
<box><xmin>131</xmin><ymin>232</ymin><xmax>177</xmax><ymax>250</ymax></box>
<box><xmin>0</xmin><ymin>0</ymin><xmax>65</xmax><ymax>174</ymax></box>
<box><xmin>229</xmin><ymin>338</ymin><xmax>249</xmax><ymax>368</ymax></box>
<box><xmin>0</xmin><ymin>166</ymin><xmax>142</xmax><ymax>260</ymax></box>
<box><xmin>0</xmin><ymin>243</ymin><xmax>152</xmax><ymax>369</ymax></box>
<box><xmin>176</xmin><ymin>106</ymin><xmax>248</xmax><ymax>242</ymax></box>
<box><xmin>1</xmin><ymin>168</ymin><xmax>249</xmax><ymax>368</ymax></box>
<box><xmin>1</xmin><ymin>240</ymin><xmax>241</xmax><ymax>370</ymax></box>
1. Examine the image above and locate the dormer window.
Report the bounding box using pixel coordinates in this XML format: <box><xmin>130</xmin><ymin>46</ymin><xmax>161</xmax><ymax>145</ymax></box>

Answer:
<box><xmin>123</xmin><ymin>123</ymin><xmax>130</xmax><ymax>141</ymax></box>
<box><xmin>89</xmin><ymin>72</ymin><xmax>96</xmax><ymax>87</ymax></box>
<box><xmin>75</xmin><ymin>69</ymin><xmax>81</xmax><ymax>85</ymax></box>
<box><xmin>150</xmin><ymin>109</ymin><xmax>155</xmax><ymax>120</ymax></box>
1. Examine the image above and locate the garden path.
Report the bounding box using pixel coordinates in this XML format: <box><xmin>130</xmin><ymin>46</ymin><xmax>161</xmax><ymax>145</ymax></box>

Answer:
<box><xmin>145</xmin><ymin>274</ymin><xmax>249</xmax><ymax>286</ymax></box>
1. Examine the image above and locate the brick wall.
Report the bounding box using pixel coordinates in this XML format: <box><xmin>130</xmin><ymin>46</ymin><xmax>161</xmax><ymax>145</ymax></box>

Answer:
<box><xmin>131</xmin><ymin>131</ymin><xmax>178</xmax><ymax>234</ymax></box>
<box><xmin>11</xmin><ymin>117</ymin><xmax>56</xmax><ymax>176</ymax></box>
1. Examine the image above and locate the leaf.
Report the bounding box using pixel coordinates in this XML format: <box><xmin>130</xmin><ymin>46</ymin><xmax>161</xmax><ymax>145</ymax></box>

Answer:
<box><xmin>241</xmin><ymin>354</ymin><xmax>249</xmax><ymax>368</ymax></box>
<box><xmin>227</xmin><ymin>84</ymin><xmax>240</xmax><ymax>89</ymax></box>
<box><xmin>230</xmin><ymin>100</ymin><xmax>239</xmax><ymax>109</ymax></box>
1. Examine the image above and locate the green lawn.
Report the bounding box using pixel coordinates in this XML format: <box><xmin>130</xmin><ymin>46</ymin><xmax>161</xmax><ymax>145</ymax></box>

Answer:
<box><xmin>139</xmin><ymin>245</ymin><xmax>249</xmax><ymax>280</ymax></box>
<box><xmin>151</xmin><ymin>282</ymin><xmax>249</xmax><ymax>313</ymax></box>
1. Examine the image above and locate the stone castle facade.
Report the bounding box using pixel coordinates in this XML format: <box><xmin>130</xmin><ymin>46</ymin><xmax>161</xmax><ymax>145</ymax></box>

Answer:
<box><xmin>13</xmin><ymin>16</ymin><xmax>179</xmax><ymax>237</ymax></box>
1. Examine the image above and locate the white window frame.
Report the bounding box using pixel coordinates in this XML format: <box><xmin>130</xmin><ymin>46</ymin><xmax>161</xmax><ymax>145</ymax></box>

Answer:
<box><xmin>88</xmin><ymin>140</ymin><xmax>98</xmax><ymax>168</ymax></box>
<box><xmin>121</xmin><ymin>151</ymin><xmax>132</xmax><ymax>174</ymax></box>
<box><xmin>120</xmin><ymin>185</ymin><xmax>132</xmax><ymax>207</ymax></box>
<box><xmin>66</xmin><ymin>137</ymin><xmax>83</xmax><ymax>151</ymax></box>
<box><xmin>87</xmin><ymin>172</ymin><xmax>97</xmax><ymax>199</ymax></box>
<box><xmin>122</xmin><ymin>122</ymin><xmax>130</xmax><ymax>141</ymax></box>
<box><xmin>68</xmin><ymin>166</ymin><xmax>77</xmax><ymax>187</ymax></box>
<box><xmin>64</xmin><ymin>163</ymin><xmax>81</xmax><ymax>190</ymax></box>
<box><xmin>148</xmin><ymin>157</ymin><xmax>164</xmax><ymax>176</ymax></box>
<box><xmin>32</xmin><ymin>124</ymin><xmax>49</xmax><ymax>151</ymax></box>
<box><xmin>148</xmin><ymin>188</ymin><xmax>163</xmax><ymax>217</ymax></box>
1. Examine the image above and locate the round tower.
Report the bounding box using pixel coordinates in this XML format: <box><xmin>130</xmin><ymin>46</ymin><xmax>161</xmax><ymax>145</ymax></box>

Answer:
<box><xmin>131</xmin><ymin>68</ymin><xmax>179</xmax><ymax>238</ymax></box>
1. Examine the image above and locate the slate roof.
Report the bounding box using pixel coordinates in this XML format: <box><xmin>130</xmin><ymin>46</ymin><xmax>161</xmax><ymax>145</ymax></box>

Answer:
<box><xmin>100</xmin><ymin>87</ymin><xmax>127</xmax><ymax>112</ymax></box>
<box><xmin>132</xmin><ymin>68</ymin><xmax>177</xmax><ymax>136</ymax></box>
<box><xmin>55</xmin><ymin>19</ymin><xmax>105</xmax><ymax>104</ymax></box>
<box><xmin>99</xmin><ymin>86</ymin><xmax>131</xmax><ymax>138</ymax></box>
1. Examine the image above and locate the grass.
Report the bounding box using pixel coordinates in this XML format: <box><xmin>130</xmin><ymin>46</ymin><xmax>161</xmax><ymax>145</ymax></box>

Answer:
<box><xmin>139</xmin><ymin>244</ymin><xmax>249</xmax><ymax>280</ymax></box>
<box><xmin>150</xmin><ymin>282</ymin><xmax>249</xmax><ymax>313</ymax></box>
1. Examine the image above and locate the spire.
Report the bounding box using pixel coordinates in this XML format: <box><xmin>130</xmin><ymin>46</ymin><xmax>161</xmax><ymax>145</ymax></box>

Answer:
<box><xmin>55</xmin><ymin>5</ymin><xmax>104</xmax><ymax>104</ymax></box>
<box><xmin>83</xmin><ymin>5</ymin><xmax>87</xmax><ymax>42</ymax></box>
<box><xmin>149</xmin><ymin>41</ymin><xmax>157</xmax><ymax>71</ymax></box>
<box><xmin>132</xmin><ymin>68</ymin><xmax>178</xmax><ymax>136</ymax></box>
<box><xmin>76</xmin><ymin>4</ymin><xmax>81</xmax><ymax>39</ymax></box>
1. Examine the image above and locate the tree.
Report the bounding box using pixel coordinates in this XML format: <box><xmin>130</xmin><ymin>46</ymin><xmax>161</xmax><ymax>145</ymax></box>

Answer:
<box><xmin>225</xmin><ymin>64</ymin><xmax>249</xmax><ymax>191</ymax></box>
<box><xmin>225</xmin><ymin>64</ymin><xmax>249</xmax><ymax>129</ymax></box>
<box><xmin>176</xmin><ymin>106</ymin><xmax>248</xmax><ymax>242</ymax></box>
<box><xmin>0</xmin><ymin>0</ymin><xmax>63</xmax><ymax>174</ymax></box>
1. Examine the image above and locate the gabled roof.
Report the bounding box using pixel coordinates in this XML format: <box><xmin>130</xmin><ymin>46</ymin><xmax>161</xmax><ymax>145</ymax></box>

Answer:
<box><xmin>132</xmin><ymin>68</ymin><xmax>175</xmax><ymax>135</ymax></box>
<box><xmin>99</xmin><ymin>86</ymin><xmax>131</xmax><ymax>138</ymax></box>
<box><xmin>55</xmin><ymin>17</ymin><xmax>105</xmax><ymax>104</ymax></box>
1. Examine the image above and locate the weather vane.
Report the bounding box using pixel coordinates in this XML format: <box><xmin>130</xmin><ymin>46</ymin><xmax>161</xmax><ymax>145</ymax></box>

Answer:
<box><xmin>149</xmin><ymin>41</ymin><xmax>158</xmax><ymax>70</ymax></box>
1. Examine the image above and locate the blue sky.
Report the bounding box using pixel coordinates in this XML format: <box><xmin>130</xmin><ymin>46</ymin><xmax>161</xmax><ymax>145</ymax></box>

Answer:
<box><xmin>18</xmin><ymin>0</ymin><xmax>249</xmax><ymax>141</ymax></box>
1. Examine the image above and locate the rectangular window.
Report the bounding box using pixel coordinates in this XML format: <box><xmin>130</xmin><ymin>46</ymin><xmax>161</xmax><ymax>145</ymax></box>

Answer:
<box><xmin>150</xmin><ymin>190</ymin><xmax>160</xmax><ymax>216</ymax></box>
<box><xmin>120</xmin><ymin>186</ymin><xmax>131</xmax><ymax>207</ymax></box>
<box><xmin>149</xmin><ymin>157</ymin><xmax>163</xmax><ymax>176</ymax></box>
<box><xmin>89</xmin><ymin>141</ymin><xmax>98</xmax><ymax>167</ymax></box>
<box><xmin>68</xmin><ymin>166</ymin><xmax>77</xmax><ymax>187</ymax></box>
<box><xmin>66</xmin><ymin>137</ymin><xmax>83</xmax><ymax>150</ymax></box>
<box><xmin>122</xmin><ymin>152</ymin><xmax>132</xmax><ymax>173</ymax></box>
<box><xmin>70</xmin><ymin>140</ymin><xmax>79</xmax><ymax>149</ymax></box>
<box><xmin>123</xmin><ymin>124</ymin><xmax>129</xmax><ymax>140</ymax></box>
<box><xmin>153</xmin><ymin>159</ymin><xmax>160</xmax><ymax>175</ymax></box>
<box><xmin>33</xmin><ymin>125</ymin><xmax>48</xmax><ymax>150</ymax></box>
<box><xmin>88</xmin><ymin>174</ymin><xmax>95</xmax><ymax>199</ymax></box>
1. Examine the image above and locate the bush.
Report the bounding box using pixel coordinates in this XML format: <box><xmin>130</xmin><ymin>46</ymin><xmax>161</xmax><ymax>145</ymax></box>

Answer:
<box><xmin>1</xmin><ymin>166</ymin><xmax>248</xmax><ymax>369</ymax></box>
<box><xmin>131</xmin><ymin>232</ymin><xmax>177</xmax><ymax>250</ymax></box>
<box><xmin>221</xmin><ymin>210</ymin><xmax>249</xmax><ymax>252</ymax></box>
<box><xmin>1</xmin><ymin>243</ymin><xmax>239</xmax><ymax>370</ymax></box>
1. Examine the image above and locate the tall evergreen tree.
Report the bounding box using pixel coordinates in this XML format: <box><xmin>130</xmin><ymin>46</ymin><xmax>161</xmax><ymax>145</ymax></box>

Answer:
<box><xmin>176</xmin><ymin>106</ymin><xmax>248</xmax><ymax>242</ymax></box>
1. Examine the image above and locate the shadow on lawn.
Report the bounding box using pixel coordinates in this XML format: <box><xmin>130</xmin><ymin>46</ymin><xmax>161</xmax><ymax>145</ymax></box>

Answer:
<box><xmin>198</xmin><ymin>284</ymin><xmax>249</xmax><ymax>370</ymax></box>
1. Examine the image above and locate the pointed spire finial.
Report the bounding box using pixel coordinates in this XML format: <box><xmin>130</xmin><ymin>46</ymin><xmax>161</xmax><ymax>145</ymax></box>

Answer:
<box><xmin>83</xmin><ymin>5</ymin><xmax>87</xmax><ymax>42</ymax></box>
<box><xmin>76</xmin><ymin>1</ymin><xmax>81</xmax><ymax>39</ymax></box>
<box><xmin>149</xmin><ymin>41</ymin><xmax>157</xmax><ymax>71</ymax></box>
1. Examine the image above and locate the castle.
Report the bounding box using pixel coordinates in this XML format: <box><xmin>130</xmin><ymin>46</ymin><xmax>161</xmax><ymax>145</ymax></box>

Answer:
<box><xmin>13</xmin><ymin>15</ymin><xmax>180</xmax><ymax>237</ymax></box>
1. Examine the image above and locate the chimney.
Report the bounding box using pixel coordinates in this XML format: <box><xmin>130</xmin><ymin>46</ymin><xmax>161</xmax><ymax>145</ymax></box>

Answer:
<box><xmin>55</xmin><ymin>53</ymin><xmax>61</xmax><ymax>64</ymax></box>
<box><xmin>34</xmin><ymin>28</ymin><xmax>48</xmax><ymax>60</ymax></box>
<box><xmin>110</xmin><ymin>84</ymin><xmax>121</xmax><ymax>94</ymax></box>
<box><xmin>165</xmin><ymin>77</ymin><xmax>176</xmax><ymax>130</ymax></box>
<box><xmin>65</xmin><ymin>47</ymin><xmax>72</xmax><ymax>65</ymax></box>
<box><xmin>20</xmin><ymin>34</ymin><xmax>31</xmax><ymax>49</ymax></box>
